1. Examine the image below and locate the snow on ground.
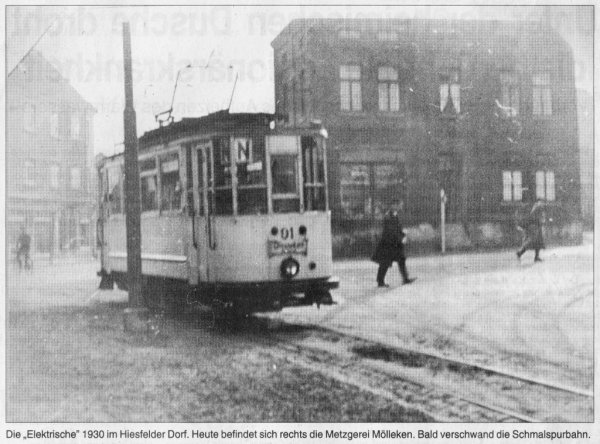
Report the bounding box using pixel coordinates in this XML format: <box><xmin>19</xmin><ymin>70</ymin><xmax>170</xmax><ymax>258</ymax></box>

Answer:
<box><xmin>7</xmin><ymin>242</ymin><xmax>593</xmax><ymax>390</ymax></box>
<box><xmin>273</xmin><ymin>243</ymin><xmax>593</xmax><ymax>389</ymax></box>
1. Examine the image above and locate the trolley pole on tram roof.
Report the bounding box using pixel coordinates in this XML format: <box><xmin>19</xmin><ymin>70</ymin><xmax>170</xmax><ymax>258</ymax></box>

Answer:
<box><xmin>121</xmin><ymin>22</ymin><xmax>147</xmax><ymax>329</ymax></box>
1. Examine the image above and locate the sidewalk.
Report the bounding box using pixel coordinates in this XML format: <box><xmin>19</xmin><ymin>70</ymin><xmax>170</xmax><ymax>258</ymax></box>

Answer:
<box><xmin>273</xmin><ymin>241</ymin><xmax>593</xmax><ymax>389</ymax></box>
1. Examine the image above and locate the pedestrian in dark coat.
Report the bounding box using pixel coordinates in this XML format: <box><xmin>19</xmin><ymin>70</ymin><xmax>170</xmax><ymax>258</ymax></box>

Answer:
<box><xmin>372</xmin><ymin>205</ymin><xmax>415</xmax><ymax>287</ymax></box>
<box><xmin>16</xmin><ymin>226</ymin><xmax>31</xmax><ymax>270</ymax></box>
<box><xmin>516</xmin><ymin>200</ymin><xmax>545</xmax><ymax>262</ymax></box>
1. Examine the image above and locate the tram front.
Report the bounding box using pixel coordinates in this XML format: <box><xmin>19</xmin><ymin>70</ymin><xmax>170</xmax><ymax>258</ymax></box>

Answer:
<box><xmin>191</xmin><ymin>123</ymin><xmax>338</xmax><ymax>313</ymax></box>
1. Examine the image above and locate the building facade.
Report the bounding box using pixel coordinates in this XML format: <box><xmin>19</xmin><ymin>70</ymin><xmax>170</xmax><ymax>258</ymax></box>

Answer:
<box><xmin>6</xmin><ymin>51</ymin><xmax>96</xmax><ymax>256</ymax></box>
<box><xmin>272</xmin><ymin>19</ymin><xmax>581</xmax><ymax>254</ymax></box>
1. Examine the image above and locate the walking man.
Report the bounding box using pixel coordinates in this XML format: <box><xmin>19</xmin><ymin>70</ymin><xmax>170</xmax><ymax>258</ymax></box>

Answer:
<box><xmin>372</xmin><ymin>202</ymin><xmax>416</xmax><ymax>287</ymax></box>
<box><xmin>516</xmin><ymin>199</ymin><xmax>545</xmax><ymax>262</ymax></box>
<box><xmin>16</xmin><ymin>226</ymin><xmax>32</xmax><ymax>270</ymax></box>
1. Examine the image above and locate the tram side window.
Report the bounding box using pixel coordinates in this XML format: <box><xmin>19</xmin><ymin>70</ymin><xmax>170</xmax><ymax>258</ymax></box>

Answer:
<box><xmin>195</xmin><ymin>148</ymin><xmax>205</xmax><ymax>215</ymax></box>
<box><xmin>140</xmin><ymin>158</ymin><xmax>158</xmax><ymax>212</ymax></box>
<box><xmin>213</xmin><ymin>137</ymin><xmax>232</xmax><ymax>187</ymax></box>
<box><xmin>107</xmin><ymin>166</ymin><xmax>122</xmax><ymax>215</ymax></box>
<box><xmin>212</xmin><ymin>137</ymin><xmax>233</xmax><ymax>215</ymax></box>
<box><xmin>160</xmin><ymin>153</ymin><xmax>181</xmax><ymax>211</ymax></box>
<box><xmin>236</xmin><ymin>137</ymin><xmax>267</xmax><ymax>215</ymax></box>
<box><xmin>302</xmin><ymin>136</ymin><xmax>326</xmax><ymax>211</ymax></box>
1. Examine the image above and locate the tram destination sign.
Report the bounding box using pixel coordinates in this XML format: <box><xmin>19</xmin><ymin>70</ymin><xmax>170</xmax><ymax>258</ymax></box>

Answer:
<box><xmin>267</xmin><ymin>239</ymin><xmax>308</xmax><ymax>257</ymax></box>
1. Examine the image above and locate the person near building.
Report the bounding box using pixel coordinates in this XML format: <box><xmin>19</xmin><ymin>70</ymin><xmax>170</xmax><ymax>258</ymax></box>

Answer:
<box><xmin>516</xmin><ymin>199</ymin><xmax>546</xmax><ymax>262</ymax></box>
<box><xmin>16</xmin><ymin>226</ymin><xmax>32</xmax><ymax>270</ymax></box>
<box><xmin>372</xmin><ymin>203</ymin><xmax>416</xmax><ymax>287</ymax></box>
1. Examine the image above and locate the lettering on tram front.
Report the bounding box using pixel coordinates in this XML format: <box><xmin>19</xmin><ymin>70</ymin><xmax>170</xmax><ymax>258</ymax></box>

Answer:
<box><xmin>268</xmin><ymin>226</ymin><xmax>308</xmax><ymax>257</ymax></box>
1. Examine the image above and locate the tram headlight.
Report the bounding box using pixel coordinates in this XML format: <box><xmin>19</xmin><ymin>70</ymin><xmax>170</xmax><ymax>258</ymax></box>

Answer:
<box><xmin>280</xmin><ymin>257</ymin><xmax>300</xmax><ymax>279</ymax></box>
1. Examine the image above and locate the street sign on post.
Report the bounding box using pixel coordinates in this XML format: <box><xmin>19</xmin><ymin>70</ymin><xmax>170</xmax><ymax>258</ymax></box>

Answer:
<box><xmin>122</xmin><ymin>22</ymin><xmax>147</xmax><ymax>330</ymax></box>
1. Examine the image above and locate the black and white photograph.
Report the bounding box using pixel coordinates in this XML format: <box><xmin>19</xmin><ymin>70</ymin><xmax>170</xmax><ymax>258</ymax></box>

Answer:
<box><xmin>3</xmin><ymin>2</ymin><xmax>596</xmax><ymax>440</ymax></box>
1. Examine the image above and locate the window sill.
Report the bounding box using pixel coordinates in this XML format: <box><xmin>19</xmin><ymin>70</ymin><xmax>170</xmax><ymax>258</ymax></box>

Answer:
<box><xmin>377</xmin><ymin>111</ymin><xmax>406</xmax><ymax>116</ymax></box>
<box><xmin>338</xmin><ymin>111</ymin><xmax>367</xmax><ymax>116</ymax></box>
<box><xmin>500</xmin><ymin>201</ymin><xmax>524</xmax><ymax>206</ymax></box>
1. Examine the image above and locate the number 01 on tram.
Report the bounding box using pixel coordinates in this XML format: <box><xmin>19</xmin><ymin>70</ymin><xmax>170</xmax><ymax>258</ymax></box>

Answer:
<box><xmin>97</xmin><ymin>111</ymin><xmax>339</xmax><ymax>314</ymax></box>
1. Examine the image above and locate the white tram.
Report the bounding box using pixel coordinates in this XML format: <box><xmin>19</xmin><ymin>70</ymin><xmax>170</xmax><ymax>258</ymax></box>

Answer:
<box><xmin>97</xmin><ymin>111</ymin><xmax>338</xmax><ymax>314</ymax></box>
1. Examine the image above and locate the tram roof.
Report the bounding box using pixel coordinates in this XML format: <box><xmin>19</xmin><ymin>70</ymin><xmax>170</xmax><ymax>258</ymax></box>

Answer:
<box><xmin>139</xmin><ymin>110</ymin><xmax>280</xmax><ymax>148</ymax></box>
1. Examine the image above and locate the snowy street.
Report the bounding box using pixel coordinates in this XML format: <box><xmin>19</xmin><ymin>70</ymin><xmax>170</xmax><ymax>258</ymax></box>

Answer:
<box><xmin>7</xmin><ymin>238</ymin><xmax>593</xmax><ymax>393</ymax></box>
<box><xmin>273</xmin><ymin>239</ymin><xmax>593</xmax><ymax>390</ymax></box>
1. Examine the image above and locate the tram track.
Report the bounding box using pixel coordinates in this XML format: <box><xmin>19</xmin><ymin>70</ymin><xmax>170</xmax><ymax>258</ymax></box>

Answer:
<box><xmin>253</xmin><ymin>319</ymin><xmax>593</xmax><ymax>422</ymax></box>
<box><xmin>311</xmin><ymin>324</ymin><xmax>593</xmax><ymax>398</ymax></box>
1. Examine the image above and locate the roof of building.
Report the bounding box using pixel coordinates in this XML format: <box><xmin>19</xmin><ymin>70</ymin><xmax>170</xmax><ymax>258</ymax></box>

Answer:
<box><xmin>271</xmin><ymin>17</ymin><xmax>564</xmax><ymax>48</ymax></box>
<box><xmin>7</xmin><ymin>50</ymin><xmax>96</xmax><ymax>112</ymax></box>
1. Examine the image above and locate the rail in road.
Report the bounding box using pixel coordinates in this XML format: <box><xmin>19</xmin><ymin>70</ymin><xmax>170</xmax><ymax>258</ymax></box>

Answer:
<box><xmin>244</xmin><ymin>319</ymin><xmax>593</xmax><ymax>422</ymax></box>
<box><xmin>101</xmin><ymin>303</ymin><xmax>593</xmax><ymax>422</ymax></box>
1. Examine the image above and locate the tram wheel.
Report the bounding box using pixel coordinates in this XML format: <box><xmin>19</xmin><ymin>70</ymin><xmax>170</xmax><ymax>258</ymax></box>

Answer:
<box><xmin>141</xmin><ymin>277</ymin><xmax>165</xmax><ymax>312</ymax></box>
<box><xmin>142</xmin><ymin>277</ymin><xmax>187</xmax><ymax>315</ymax></box>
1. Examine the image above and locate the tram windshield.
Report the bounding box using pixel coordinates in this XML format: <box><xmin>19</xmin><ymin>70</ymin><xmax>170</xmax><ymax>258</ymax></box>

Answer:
<box><xmin>194</xmin><ymin>133</ymin><xmax>327</xmax><ymax>217</ymax></box>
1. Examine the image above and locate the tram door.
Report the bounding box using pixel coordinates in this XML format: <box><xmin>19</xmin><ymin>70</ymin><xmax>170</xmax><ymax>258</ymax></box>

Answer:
<box><xmin>192</xmin><ymin>141</ymin><xmax>214</xmax><ymax>282</ymax></box>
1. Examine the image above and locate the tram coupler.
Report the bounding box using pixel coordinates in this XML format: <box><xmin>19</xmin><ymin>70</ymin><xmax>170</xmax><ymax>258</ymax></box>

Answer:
<box><xmin>316</xmin><ymin>291</ymin><xmax>335</xmax><ymax>309</ymax></box>
<box><xmin>97</xmin><ymin>269</ymin><xmax>114</xmax><ymax>290</ymax></box>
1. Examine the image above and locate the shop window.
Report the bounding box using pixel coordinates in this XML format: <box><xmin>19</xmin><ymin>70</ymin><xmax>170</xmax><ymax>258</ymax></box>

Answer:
<box><xmin>237</xmin><ymin>137</ymin><xmax>267</xmax><ymax>215</ymax></box>
<box><xmin>502</xmin><ymin>170</ymin><xmax>522</xmax><ymax>201</ymax></box>
<box><xmin>302</xmin><ymin>136</ymin><xmax>326</xmax><ymax>211</ymax></box>
<box><xmin>340</xmin><ymin>164</ymin><xmax>371</xmax><ymax>218</ymax></box>
<box><xmin>160</xmin><ymin>153</ymin><xmax>181</xmax><ymax>211</ymax></box>
<box><xmin>140</xmin><ymin>158</ymin><xmax>158</xmax><ymax>211</ymax></box>
<box><xmin>378</xmin><ymin>67</ymin><xmax>400</xmax><ymax>112</ymax></box>
<box><xmin>440</xmin><ymin>70</ymin><xmax>460</xmax><ymax>114</ymax></box>
<box><xmin>536</xmin><ymin>170</ymin><xmax>555</xmax><ymax>201</ymax></box>
<box><xmin>533</xmin><ymin>73</ymin><xmax>552</xmax><ymax>116</ymax></box>
<box><xmin>340</xmin><ymin>65</ymin><xmax>362</xmax><ymax>111</ymax></box>
<box><xmin>374</xmin><ymin>164</ymin><xmax>405</xmax><ymax>218</ymax></box>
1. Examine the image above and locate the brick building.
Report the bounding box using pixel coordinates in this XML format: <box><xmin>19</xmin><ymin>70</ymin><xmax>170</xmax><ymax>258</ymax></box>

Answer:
<box><xmin>272</xmin><ymin>19</ymin><xmax>581</xmax><ymax>254</ymax></box>
<box><xmin>6</xmin><ymin>51</ymin><xmax>96</xmax><ymax>256</ymax></box>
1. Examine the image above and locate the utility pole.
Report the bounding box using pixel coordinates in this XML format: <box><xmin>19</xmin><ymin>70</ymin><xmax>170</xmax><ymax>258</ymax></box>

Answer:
<box><xmin>440</xmin><ymin>189</ymin><xmax>447</xmax><ymax>254</ymax></box>
<box><xmin>122</xmin><ymin>22</ymin><xmax>146</xmax><ymax>330</ymax></box>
